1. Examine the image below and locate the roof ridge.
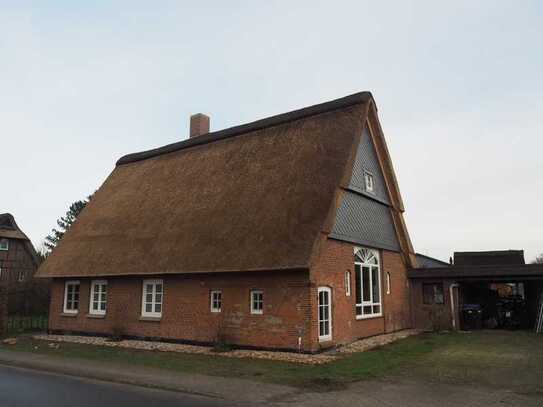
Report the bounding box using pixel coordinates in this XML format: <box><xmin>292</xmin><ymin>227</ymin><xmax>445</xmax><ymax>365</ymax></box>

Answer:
<box><xmin>116</xmin><ymin>91</ymin><xmax>373</xmax><ymax>166</ymax></box>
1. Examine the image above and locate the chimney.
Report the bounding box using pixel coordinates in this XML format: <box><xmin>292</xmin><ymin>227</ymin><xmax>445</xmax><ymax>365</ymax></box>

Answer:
<box><xmin>190</xmin><ymin>113</ymin><xmax>210</xmax><ymax>138</ymax></box>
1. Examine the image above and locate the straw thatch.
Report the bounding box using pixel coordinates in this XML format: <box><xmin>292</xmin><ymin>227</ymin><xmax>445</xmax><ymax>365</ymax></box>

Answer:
<box><xmin>37</xmin><ymin>93</ymin><xmax>374</xmax><ymax>278</ymax></box>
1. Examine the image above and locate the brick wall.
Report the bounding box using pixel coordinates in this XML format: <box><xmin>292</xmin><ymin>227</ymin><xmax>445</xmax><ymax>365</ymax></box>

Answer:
<box><xmin>49</xmin><ymin>270</ymin><xmax>311</xmax><ymax>351</ymax></box>
<box><xmin>309</xmin><ymin>238</ymin><xmax>412</xmax><ymax>351</ymax></box>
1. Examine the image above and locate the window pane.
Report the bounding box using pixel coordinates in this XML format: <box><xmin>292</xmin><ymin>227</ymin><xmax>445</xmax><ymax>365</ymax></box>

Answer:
<box><xmin>363</xmin><ymin>305</ymin><xmax>372</xmax><ymax>314</ymax></box>
<box><xmin>145</xmin><ymin>303</ymin><xmax>152</xmax><ymax>313</ymax></box>
<box><xmin>422</xmin><ymin>284</ymin><xmax>434</xmax><ymax>304</ymax></box>
<box><xmin>155</xmin><ymin>303</ymin><xmax>162</xmax><ymax>313</ymax></box>
<box><xmin>146</xmin><ymin>284</ymin><xmax>153</xmax><ymax>293</ymax></box>
<box><xmin>371</xmin><ymin>266</ymin><xmax>380</xmax><ymax>304</ymax></box>
<box><xmin>356</xmin><ymin>305</ymin><xmax>362</xmax><ymax>316</ymax></box>
<box><xmin>362</xmin><ymin>267</ymin><xmax>371</xmax><ymax>302</ymax></box>
<box><xmin>155</xmin><ymin>284</ymin><xmax>163</xmax><ymax>293</ymax></box>
<box><xmin>355</xmin><ymin>265</ymin><xmax>362</xmax><ymax>304</ymax></box>
<box><xmin>155</xmin><ymin>293</ymin><xmax>162</xmax><ymax>304</ymax></box>
<box><xmin>372</xmin><ymin>305</ymin><xmax>381</xmax><ymax>314</ymax></box>
<box><xmin>100</xmin><ymin>303</ymin><xmax>106</xmax><ymax>311</ymax></box>
<box><xmin>146</xmin><ymin>293</ymin><xmax>153</xmax><ymax>303</ymax></box>
<box><xmin>434</xmin><ymin>284</ymin><xmax>444</xmax><ymax>304</ymax></box>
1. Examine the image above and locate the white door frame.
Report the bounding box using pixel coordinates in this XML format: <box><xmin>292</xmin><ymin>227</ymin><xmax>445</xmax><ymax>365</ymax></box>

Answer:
<box><xmin>318</xmin><ymin>286</ymin><xmax>332</xmax><ymax>342</ymax></box>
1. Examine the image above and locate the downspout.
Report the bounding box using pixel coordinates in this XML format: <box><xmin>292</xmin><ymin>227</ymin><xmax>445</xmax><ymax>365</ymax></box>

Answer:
<box><xmin>450</xmin><ymin>283</ymin><xmax>459</xmax><ymax>330</ymax></box>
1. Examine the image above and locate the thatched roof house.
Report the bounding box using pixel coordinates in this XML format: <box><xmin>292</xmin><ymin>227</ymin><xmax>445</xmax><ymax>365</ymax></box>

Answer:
<box><xmin>37</xmin><ymin>92</ymin><xmax>416</xmax><ymax>352</ymax></box>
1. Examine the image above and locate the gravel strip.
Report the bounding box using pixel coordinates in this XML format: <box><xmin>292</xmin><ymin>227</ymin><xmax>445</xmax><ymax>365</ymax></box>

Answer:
<box><xmin>336</xmin><ymin>329</ymin><xmax>422</xmax><ymax>354</ymax></box>
<box><xmin>33</xmin><ymin>329</ymin><xmax>421</xmax><ymax>365</ymax></box>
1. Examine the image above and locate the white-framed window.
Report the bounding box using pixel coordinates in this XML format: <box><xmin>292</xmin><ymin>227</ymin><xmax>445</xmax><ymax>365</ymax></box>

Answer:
<box><xmin>141</xmin><ymin>279</ymin><xmax>163</xmax><ymax>318</ymax></box>
<box><xmin>89</xmin><ymin>280</ymin><xmax>108</xmax><ymax>315</ymax></box>
<box><xmin>345</xmin><ymin>271</ymin><xmax>351</xmax><ymax>296</ymax></box>
<box><xmin>250</xmin><ymin>290</ymin><xmax>263</xmax><ymax>315</ymax></box>
<box><xmin>0</xmin><ymin>267</ymin><xmax>3</xmax><ymax>279</ymax></box>
<box><xmin>318</xmin><ymin>287</ymin><xmax>332</xmax><ymax>342</ymax></box>
<box><xmin>363</xmin><ymin>170</ymin><xmax>375</xmax><ymax>193</ymax></box>
<box><xmin>63</xmin><ymin>280</ymin><xmax>80</xmax><ymax>314</ymax></box>
<box><xmin>0</xmin><ymin>239</ymin><xmax>8</xmax><ymax>251</ymax></box>
<box><xmin>354</xmin><ymin>247</ymin><xmax>382</xmax><ymax>319</ymax></box>
<box><xmin>17</xmin><ymin>271</ymin><xmax>25</xmax><ymax>282</ymax></box>
<box><xmin>210</xmin><ymin>290</ymin><xmax>222</xmax><ymax>313</ymax></box>
<box><xmin>386</xmin><ymin>272</ymin><xmax>391</xmax><ymax>295</ymax></box>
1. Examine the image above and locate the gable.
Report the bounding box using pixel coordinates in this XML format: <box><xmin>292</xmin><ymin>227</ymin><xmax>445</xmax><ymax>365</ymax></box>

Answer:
<box><xmin>348</xmin><ymin>127</ymin><xmax>390</xmax><ymax>205</ymax></box>
<box><xmin>37</xmin><ymin>98</ymin><xmax>369</xmax><ymax>278</ymax></box>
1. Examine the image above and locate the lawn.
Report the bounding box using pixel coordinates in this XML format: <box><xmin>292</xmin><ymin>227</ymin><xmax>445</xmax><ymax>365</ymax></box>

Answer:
<box><xmin>2</xmin><ymin>331</ymin><xmax>543</xmax><ymax>392</ymax></box>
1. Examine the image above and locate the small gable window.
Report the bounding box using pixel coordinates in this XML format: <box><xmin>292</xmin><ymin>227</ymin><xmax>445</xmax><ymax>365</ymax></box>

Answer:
<box><xmin>210</xmin><ymin>290</ymin><xmax>222</xmax><ymax>313</ymax></box>
<box><xmin>363</xmin><ymin>170</ymin><xmax>374</xmax><ymax>194</ymax></box>
<box><xmin>0</xmin><ymin>239</ymin><xmax>8</xmax><ymax>251</ymax></box>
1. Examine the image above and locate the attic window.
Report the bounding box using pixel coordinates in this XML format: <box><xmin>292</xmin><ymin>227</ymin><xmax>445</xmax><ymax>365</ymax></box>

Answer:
<box><xmin>363</xmin><ymin>170</ymin><xmax>375</xmax><ymax>194</ymax></box>
<box><xmin>0</xmin><ymin>239</ymin><xmax>8</xmax><ymax>251</ymax></box>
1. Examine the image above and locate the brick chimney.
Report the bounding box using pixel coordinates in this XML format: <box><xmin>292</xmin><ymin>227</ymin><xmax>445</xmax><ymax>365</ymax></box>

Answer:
<box><xmin>190</xmin><ymin>113</ymin><xmax>210</xmax><ymax>138</ymax></box>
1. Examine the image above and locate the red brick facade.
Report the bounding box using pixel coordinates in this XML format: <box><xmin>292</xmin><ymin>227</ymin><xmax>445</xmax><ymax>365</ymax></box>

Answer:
<box><xmin>49</xmin><ymin>270</ymin><xmax>312</xmax><ymax>351</ymax></box>
<box><xmin>48</xmin><ymin>238</ymin><xmax>412</xmax><ymax>352</ymax></box>
<box><xmin>309</xmin><ymin>239</ymin><xmax>411</xmax><ymax>351</ymax></box>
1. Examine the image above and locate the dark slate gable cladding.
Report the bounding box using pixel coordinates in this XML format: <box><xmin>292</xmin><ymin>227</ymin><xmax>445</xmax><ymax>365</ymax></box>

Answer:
<box><xmin>348</xmin><ymin>127</ymin><xmax>390</xmax><ymax>205</ymax></box>
<box><xmin>330</xmin><ymin>191</ymin><xmax>400</xmax><ymax>252</ymax></box>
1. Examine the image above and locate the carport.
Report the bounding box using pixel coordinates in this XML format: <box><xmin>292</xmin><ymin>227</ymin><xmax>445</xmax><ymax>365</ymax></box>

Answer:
<box><xmin>408</xmin><ymin>262</ymin><xmax>543</xmax><ymax>331</ymax></box>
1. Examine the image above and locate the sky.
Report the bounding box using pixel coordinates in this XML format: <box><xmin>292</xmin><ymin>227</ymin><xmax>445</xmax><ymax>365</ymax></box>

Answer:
<box><xmin>1</xmin><ymin>1</ymin><xmax>542</xmax><ymax>262</ymax></box>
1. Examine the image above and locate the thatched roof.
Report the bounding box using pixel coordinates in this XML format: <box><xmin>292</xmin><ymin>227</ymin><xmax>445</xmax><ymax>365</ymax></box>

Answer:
<box><xmin>0</xmin><ymin>213</ymin><xmax>30</xmax><ymax>240</ymax></box>
<box><xmin>37</xmin><ymin>92</ymin><xmax>378</xmax><ymax>278</ymax></box>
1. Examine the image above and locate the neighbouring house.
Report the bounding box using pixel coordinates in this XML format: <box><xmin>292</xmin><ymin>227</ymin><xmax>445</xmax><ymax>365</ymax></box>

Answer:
<box><xmin>36</xmin><ymin>92</ymin><xmax>418</xmax><ymax>352</ymax></box>
<box><xmin>0</xmin><ymin>213</ymin><xmax>44</xmax><ymax>314</ymax></box>
<box><xmin>409</xmin><ymin>250</ymin><xmax>543</xmax><ymax>331</ymax></box>
<box><xmin>0</xmin><ymin>214</ymin><xmax>39</xmax><ymax>287</ymax></box>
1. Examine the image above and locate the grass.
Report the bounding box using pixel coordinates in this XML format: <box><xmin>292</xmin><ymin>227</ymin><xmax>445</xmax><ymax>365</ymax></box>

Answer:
<box><xmin>1</xmin><ymin>331</ymin><xmax>543</xmax><ymax>392</ymax></box>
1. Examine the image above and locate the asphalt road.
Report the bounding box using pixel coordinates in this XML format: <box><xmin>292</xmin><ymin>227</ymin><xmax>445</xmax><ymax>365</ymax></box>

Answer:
<box><xmin>0</xmin><ymin>365</ymin><xmax>246</xmax><ymax>407</ymax></box>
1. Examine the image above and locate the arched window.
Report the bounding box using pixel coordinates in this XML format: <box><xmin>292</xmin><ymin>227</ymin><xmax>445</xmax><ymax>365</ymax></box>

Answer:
<box><xmin>354</xmin><ymin>247</ymin><xmax>382</xmax><ymax>318</ymax></box>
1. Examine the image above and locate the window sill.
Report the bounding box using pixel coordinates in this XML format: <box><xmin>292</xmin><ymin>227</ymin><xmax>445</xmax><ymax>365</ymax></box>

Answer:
<box><xmin>60</xmin><ymin>312</ymin><xmax>78</xmax><ymax>318</ymax></box>
<box><xmin>355</xmin><ymin>314</ymin><xmax>383</xmax><ymax>320</ymax></box>
<box><xmin>86</xmin><ymin>314</ymin><xmax>106</xmax><ymax>319</ymax></box>
<box><xmin>139</xmin><ymin>316</ymin><xmax>162</xmax><ymax>322</ymax></box>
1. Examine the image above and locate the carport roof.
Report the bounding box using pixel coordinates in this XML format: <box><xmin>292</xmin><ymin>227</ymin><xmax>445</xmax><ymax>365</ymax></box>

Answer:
<box><xmin>408</xmin><ymin>264</ymin><xmax>543</xmax><ymax>280</ymax></box>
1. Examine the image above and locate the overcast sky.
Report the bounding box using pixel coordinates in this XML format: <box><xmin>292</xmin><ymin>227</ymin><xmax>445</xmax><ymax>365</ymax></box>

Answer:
<box><xmin>1</xmin><ymin>1</ymin><xmax>542</xmax><ymax>262</ymax></box>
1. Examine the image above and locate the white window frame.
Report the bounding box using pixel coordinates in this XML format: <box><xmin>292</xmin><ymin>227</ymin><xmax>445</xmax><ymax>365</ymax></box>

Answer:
<box><xmin>0</xmin><ymin>239</ymin><xmax>8</xmax><ymax>251</ymax></box>
<box><xmin>17</xmin><ymin>271</ymin><xmax>25</xmax><ymax>282</ymax></box>
<box><xmin>210</xmin><ymin>290</ymin><xmax>222</xmax><ymax>313</ymax></box>
<box><xmin>363</xmin><ymin>170</ymin><xmax>375</xmax><ymax>194</ymax></box>
<box><xmin>345</xmin><ymin>271</ymin><xmax>351</xmax><ymax>296</ymax></box>
<box><xmin>141</xmin><ymin>279</ymin><xmax>163</xmax><ymax>318</ymax></box>
<box><xmin>354</xmin><ymin>247</ymin><xmax>382</xmax><ymax>319</ymax></box>
<box><xmin>89</xmin><ymin>280</ymin><xmax>108</xmax><ymax>316</ymax></box>
<box><xmin>63</xmin><ymin>280</ymin><xmax>80</xmax><ymax>314</ymax></box>
<box><xmin>318</xmin><ymin>287</ymin><xmax>332</xmax><ymax>342</ymax></box>
<box><xmin>250</xmin><ymin>290</ymin><xmax>263</xmax><ymax>315</ymax></box>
